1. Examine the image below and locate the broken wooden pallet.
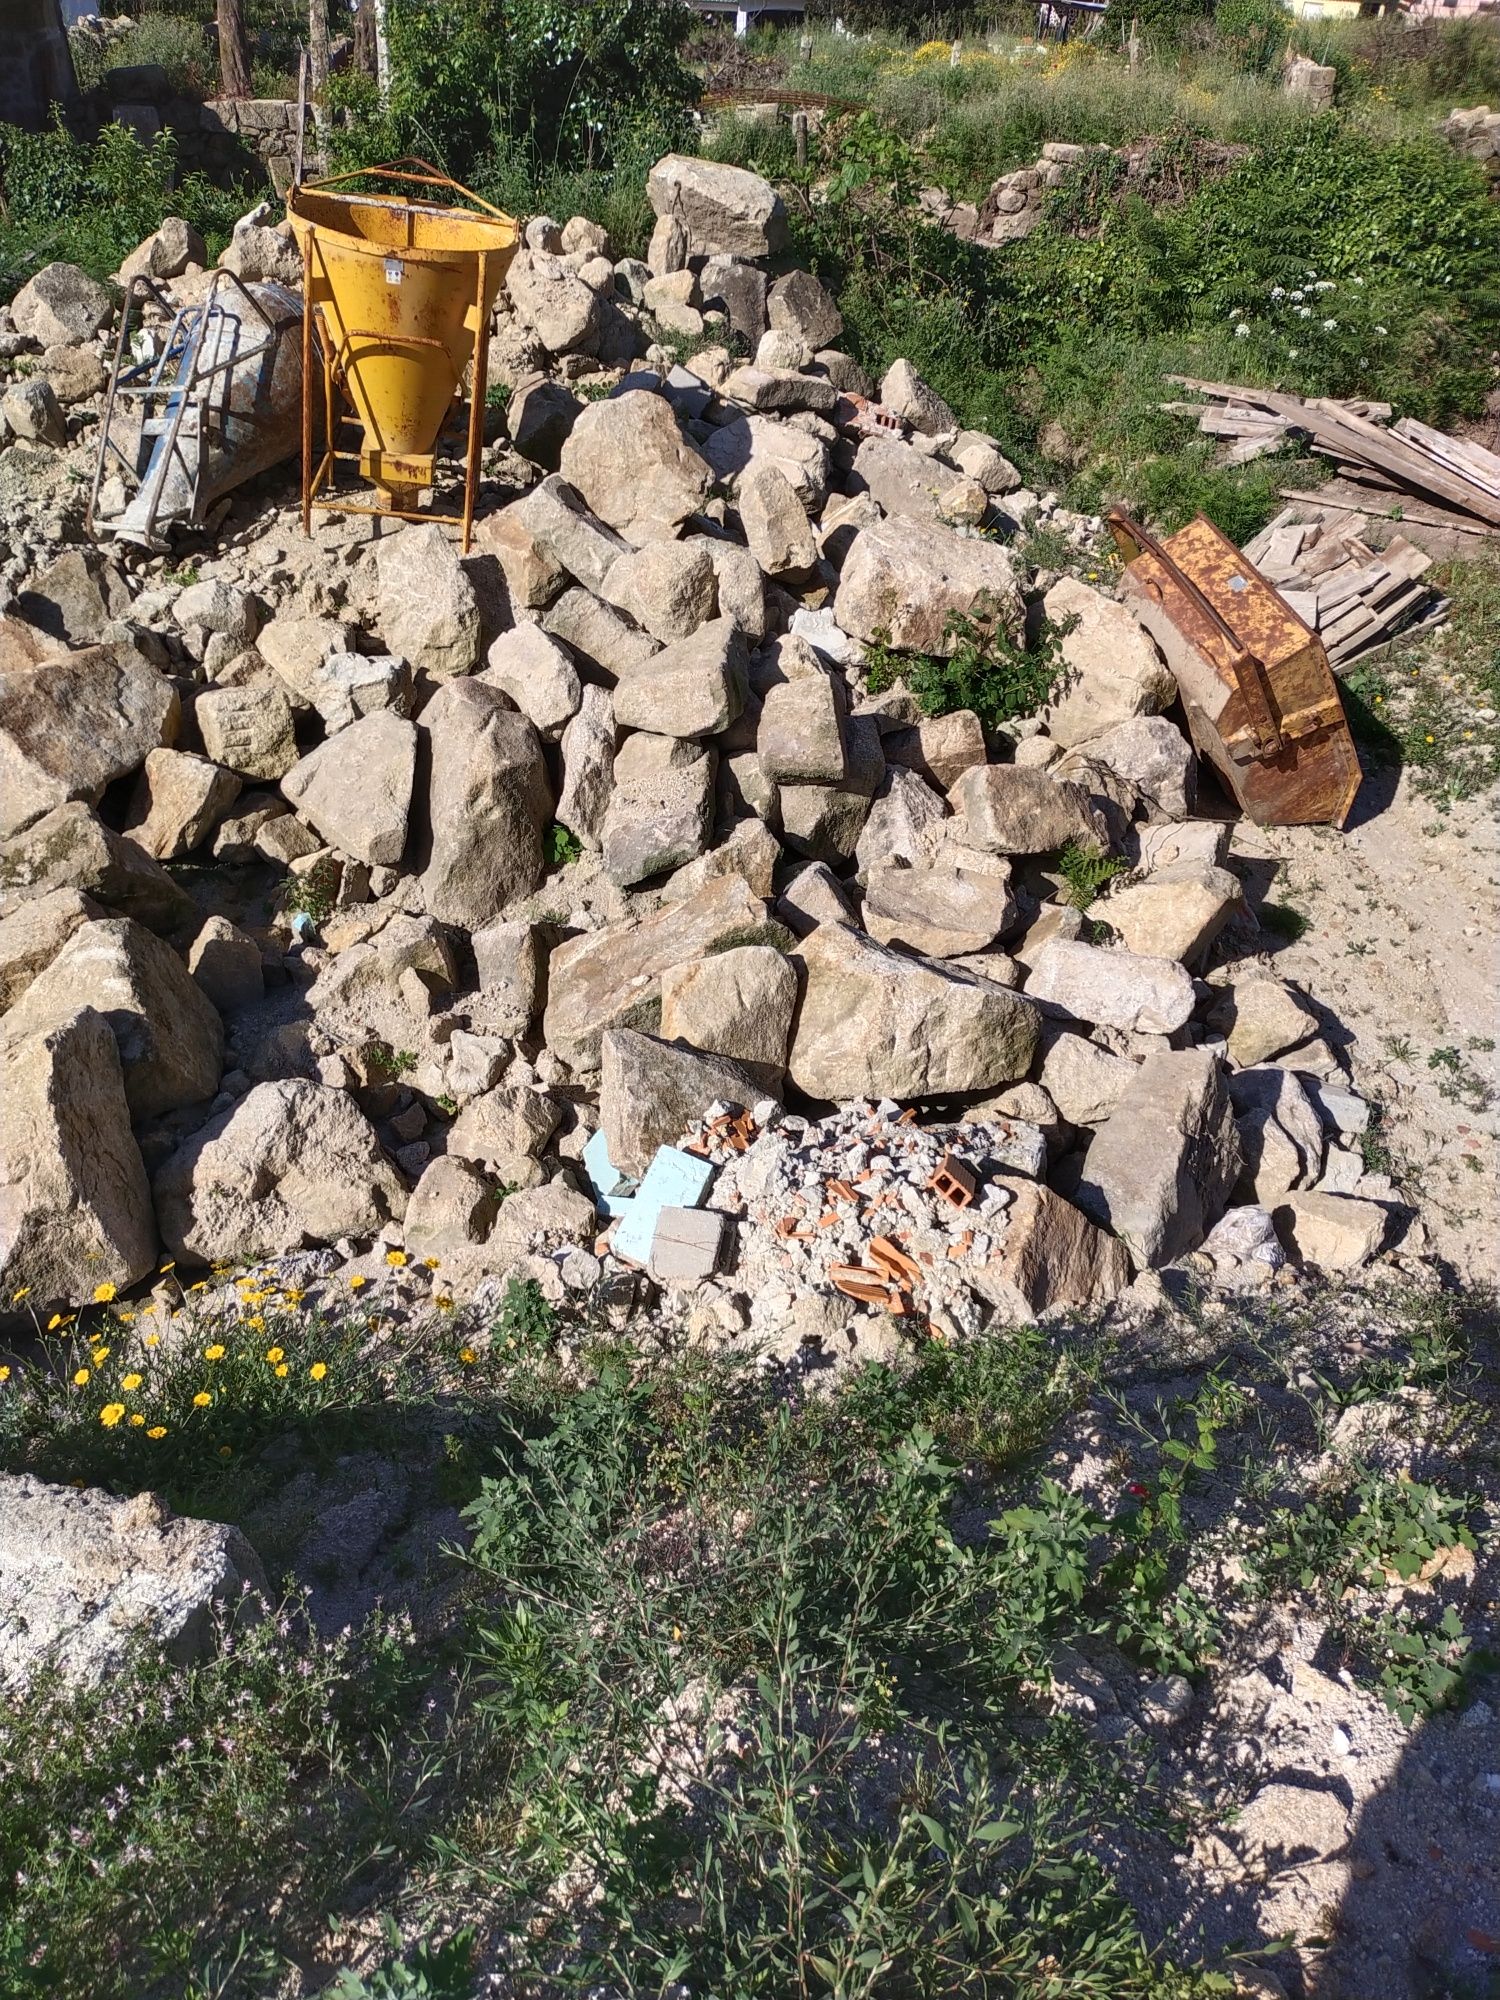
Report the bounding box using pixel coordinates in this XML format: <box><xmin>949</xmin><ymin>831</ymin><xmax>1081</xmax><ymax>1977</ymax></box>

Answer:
<box><xmin>1167</xmin><ymin>377</ymin><xmax>1500</xmax><ymax>529</ymax></box>
<box><xmin>1241</xmin><ymin>506</ymin><xmax>1447</xmax><ymax>669</ymax></box>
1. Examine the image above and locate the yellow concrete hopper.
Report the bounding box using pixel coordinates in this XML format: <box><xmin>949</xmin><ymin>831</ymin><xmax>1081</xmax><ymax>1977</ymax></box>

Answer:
<box><xmin>287</xmin><ymin>161</ymin><xmax>518</xmax><ymax>549</ymax></box>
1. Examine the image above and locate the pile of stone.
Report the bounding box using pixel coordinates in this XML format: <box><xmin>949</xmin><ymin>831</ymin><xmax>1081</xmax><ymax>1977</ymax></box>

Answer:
<box><xmin>1443</xmin><ymin>104</ymin><xmax>1500</xmax><ymax>175</ymax></box>
<box><xmin>0</xmin><ymin>150</ymin><xmax>1399</xmax><ymax>1353</ymax></box>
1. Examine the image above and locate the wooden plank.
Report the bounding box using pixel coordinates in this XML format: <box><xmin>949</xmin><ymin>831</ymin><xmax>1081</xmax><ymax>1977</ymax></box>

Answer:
<box><xmin>1390</xmin><ymin>417</ymin><xmax>1500</xmax><ymax>496</ymax></box>
<box><xmin>1278</xmin><ymin>485</ymin><xmax>1499</xmax><ymax>537</ymax></box>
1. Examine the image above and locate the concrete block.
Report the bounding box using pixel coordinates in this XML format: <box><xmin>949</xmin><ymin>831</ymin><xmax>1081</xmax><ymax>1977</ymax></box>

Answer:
<box><xmin>611</xmin><ymin>1144</ymin><xmax>714</xmax><ymax>1264</ymax></box>
<box><xmin>650</xmin><ymin>1205</ymin><xmax>728</xmax><ymax>1283</ymax></box>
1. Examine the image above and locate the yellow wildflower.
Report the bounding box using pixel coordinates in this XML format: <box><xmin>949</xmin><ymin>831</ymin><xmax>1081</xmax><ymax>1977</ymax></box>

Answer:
<box><xmin>46</xmin><ymin>1314</ymin><xmax>64</xmax><ymax>1332</ymax></box>
<box><xmin>459</xmin><ymin>1346</ymin><xmax>477</xmax><ymax>1366</ymax></box>
<box><xmin>244</xmin><ymin>1314</ymin><xmax>266</xmax><ymax>1334</ymax></box>
<box><xmin>193</xmin><ymin>1391</ymin><xmax>212</xmax><ymax>1408</ymax></box>
<box><xmin>158</xmin><ymin>1260</ymin><xmax>175</xmax><ymax>1273</ymax></box>
<box><xmin>282</xmin><ymin>1287</ymin><xmax>305</xmax><ymax>1306</ymax></box>
<box><xmin>91</xmin><ymin>1346</ymin><xmax>109</xmax><ymax>1365</ymax></box>
<box><xmin>11</xmin><ymin>1287</ymin><xmax>29</xmax><ymax>1302</ymax></box>
<box><xmin>204</xmin><ymin>1343</ymin><xmax>226</xmax><ymax>1361</ymax></box>
<box><xmin>385</xmin><ymin>1249</ymin><xmax>408</xmax><ymax>1268</ymax></box>
<box><xmin>274</xmin><ymin>1362</ymin><xmax>289</xmax><ymax>1378</ymax></box>
<box><xmin>348</xmin><ymin>1274</ymin><xmax>368</xmax><ymax>1291</ymax></box>
<box><xmin>100</xmin><ymin>1403</ymin><xmax>125</xmax><ymax>1428</ymax></box>
<box><xmin>144</xmin><ymin>1332</ymin><xmax>160</xmax><ymax>1347</ymax></box>
<box><xmin>435</xmin><ymin>1294</ymin><xmax>455</xmax><ymax>1312</ymax></box>
<box><xmin>73</xmin><ymin>1368</ymin><xmax>90</xmax><ymax>1387</ymax></box>
<box><xmin>114</xmin><ymin>1310</ymin><xmax>135</xmax><ymax>1325</ymax></box>
<box><xmin>93</xmin><ymin>1282</ymin><xmax>118</xmax><ymax>1304</ymax></box>
<box><xmin>147</xmin><ymin>1425</ymin><xmax>167</xmax><ymax>1439</ymax></box>
<box><xmin>129</xmin><ymin>1413</ymin><xmax>145</xmax><ymax>1427</ymax></box>
<box><xmin>121</xmin><ymin>1372</ymin><xmax>143</xmax><ymax>1392</ymax></box>
<box><xmin>265</xmin><ymin>1346</ymin><xmax>284</xmax><ymax>1365</ymax></box>
<box><xmin>309</xmin><ymin>1362</ymin><xmax>328</xmax><ymax>1381</ymax></box>
<box><xmin>0</xmin><ymin>1366</ymin><xmax>10</xmax><ymax>1383</ymax></box>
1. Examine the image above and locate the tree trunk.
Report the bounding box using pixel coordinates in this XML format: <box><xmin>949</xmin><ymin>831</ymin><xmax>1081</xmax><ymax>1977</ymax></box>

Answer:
<box><xmin>217</xmin><ymin>0</ymin><xmax>252</xmax><ymax>100</ymax></box>
<box><xmin>308</xmin><ymin>0</ymin><xmax>330</xmax><ymax>132</ymax></box>
<box><xmin>352</xmin><ymin>0</ymin><xmax>377</xmax><ymax>80</ymax></box>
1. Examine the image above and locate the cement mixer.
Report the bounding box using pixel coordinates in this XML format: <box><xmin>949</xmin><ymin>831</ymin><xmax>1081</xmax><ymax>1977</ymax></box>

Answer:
<box><xmin>286</xmin><ymin>161</ymin><xmax>519</xmax><ymax>551</ymax></box>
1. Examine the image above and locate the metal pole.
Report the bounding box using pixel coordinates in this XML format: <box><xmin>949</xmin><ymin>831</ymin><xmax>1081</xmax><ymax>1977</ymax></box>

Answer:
<box><xmin>300</xmin><ymin>250</ymin><xmax>314</xmax><ymax>538</ymax></box>
<box><xmin>461</xmin><ymin>251</ymin><xmax>490</xmax><ymax>555</ymax></box>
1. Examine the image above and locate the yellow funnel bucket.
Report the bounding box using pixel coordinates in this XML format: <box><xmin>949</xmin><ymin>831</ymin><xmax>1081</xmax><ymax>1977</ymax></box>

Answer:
<box><xmin>288</xmin><ymin>161</ymin><xmax>518</xmax><ymax>549</ymax></box>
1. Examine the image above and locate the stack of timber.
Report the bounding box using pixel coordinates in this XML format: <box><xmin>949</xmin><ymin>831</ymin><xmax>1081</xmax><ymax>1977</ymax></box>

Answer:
<box><xmin>1165</xmin><ymin>377</ymin><xmax>1500</xmax><ymax>534</ymax></box>
<box><xmin>1241</xmin><ymin>508</ymin><xmax>1447</xmax><ymax>668</ymax></box>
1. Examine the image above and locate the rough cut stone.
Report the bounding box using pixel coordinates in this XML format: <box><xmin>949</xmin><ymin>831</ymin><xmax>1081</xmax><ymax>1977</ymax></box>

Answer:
<box><xmin>194</xmin><ymin>682</ymin><xmax>297</xmax><ymax>781</ymax></box>
<box><xmin>1041</xmin><ymin>577</ymin><xmax>1176</xmax><ymax>748</ymax></box>
<box><xmin>1025</xmin><ymin>936</ymin><xmax>1196</xmax><ymax>1035</ymax></box>
<box><xmin>835</xmin><ymin>516</ymin><xmax>1022</xmax><ymax>656</ymax></box>
<box><xmin>448</xmin><ymin>1084</ymin><xmax>559</xmax><ymax>1170</ymax></box>
<box><xmin>758</xmin><ymin>672</ymin><xmax>845</xmax><ymax>784</ymax></box>
<box><xmin>418</xmin><ymin>682</ymin><xmax>550</xmax><ymax>930</ymax></box>
<box><xmin>0</xmin><ymin>1008</ymin><xmax>155</xmax><ymax>1308</ymax></box>
<box><xmin>974</xmin><ymin>1175</ymin><xmax>1132</xmax><ymax>1324</ymax></box>
<box><xmin>187</xmin><ymin>914</ymin><xmax>263</xmax><ymax>1013</ymax></box>
<box><xmin>0</xmin><ymin>888</ymin><xmax>95</xmax><ymax>1011</ymax></box>
<box><xmin>878</xmin><ymin>359</ymin><xmax>958</xmax><ymax>436</ymax></box>
<box><xmin>16</xmin><ymin>548</ymin><xmax>129</xmax><ymax>647</ymax></box>
<box><xmin>506</xmin><ymin>375</ymin><xmax>582</xmax><ymax>470</ymax></box>
<box><xmin>544</xmin><ymin>874</ymin><xmax>777</xmax><ymax>1068</ymax></box>
<box><xmin>309</xmin><ymin>652</ymin><xmax>411</xmax><ymax>733</ymax></box>
<box><xmin>281</xmin><ymin>712</ymin><xmax>416</xmax><ymax>867</ymax></box>
<box><xmin>1098</xmin><ymin>860</ymin><xmax>1243</xmax><ymax>965</ymax></box>
<box><xmin>374</xmin><ymin>523</ymin><xmax>482</xmax><ymax>679</ymax></box>
<box><xmin>862</xmin><ymin>865</ymin><xmax>1018</xmax><ymax>958</ymax></box>
<box><xmin>854</xmin><ymin>766</ymin><xmax>948</xmax><ymax>873</ymax></box>
<box><xmin>254</xmin><ymin>614</ymin><xmax>355</xmax><ymax>709</ymax></box>
<box><xmin>0</xmin><ymin>803</ymin><xmax>195</xmax><ymax>935</ymax></box>
<box><xmin>1088</xmin><ymin>714</ymin><xmax>1197</xmax><ymax>821</ymax></box>
<box><xmin>2</xmin><ymin>379</ymin><xmax>66</xmax><ymax>445</ymax></box>
<box><xmin>0</xmin><ymin>642</ymin><xmax>180</xmax><ymax>838</ymax></box>
<box><xmin>472</xmin><ymin>506</ymin><xmax>567</xmax><ymax>609</ymax></box>
<box><xmin>602</xmin><ymin>741</ymin><xmax>714</xmax><ymax>886</ymax></box>
<box><xmin>124</xmin><ymin>748</ymin><xmax>240</xmax><ymax>860</ymax></box>
<box><xmin>1074</xmin><ymin>1047</ymin><xmax>1242</xmax><ymax>1266</ymax></box>
<box><xmin>305</xmin><ymin>914</ymin><xmax>457</xmax><ymax>1052</ymax></box>
<box><xmin>506</xmin><ymin>251</ymin><xmax>604</xmax><ymax>355</ymax></box>
<box><xmin>402</xmin><ymin>1156</ymin><xmax>501</xmax><ymax>1263</ymax></box>
<box><xmin>738</xmin><ymin>460</ymin><xmax>816</xmax><ymax>576</ymax></box>
<box><xmin>701</xmin><ymin>411</ymin><xmax>829</xmax><ymax>510</ymax></box>
<box><xmin>480</xmin><ymin>623</ymin><xmax>581</xmax><ymax>739</ymax></box>
<box><xmin>559</xmin><ymin>391</ymin><xmax>713</xmax><ymax>542</ymax></box>
<box><xmin>153</xmin><ymin>1078</ymin><xmax>406</xmax><ymax>1264</ymax></box>
<box><xmin>884</xmin><ymin>710</ymin><xmax>987</xmax><ymax>792</ymax></box>
<box><xmin>602</xmin><ymin>1027</ymin><xmax>777</xmax><ymax>1175</ymax></box>
<box><xmin>117</xmin><ymin>215</ymin><xmax>205</xmax><ymax>285</ymax></box>
<box><xmin>788</xmin><ymin>922</ymin><xmax>1039</xmax><ymax>1100</ymax></box>
<box><xmin>556</xmin><ymin>683</ymin><xmax>616</xmax><ymax>849</ymax></box>
<box><xmin>647</xmin><ymin>154</ymin><xmax>789</xmax><ymax>260</ymax></box>
<box><xmin>613</xmin><ymin>618</ymin><xmax>745</xmax><ymax>739</ymax></box>
<box><xmin>949</xmin><ymin>764</ymin><xmax>1103</xmax><ymax>856</ymax></box>
<box><xmin>1229</xmin><ymin>1065</ymin><xmax>1325</xmax><ymax>1202</ymax></box>
<box><xmin>0</xmin><ymin>1476</ymin><xmax>266</xmax><ymax>1691</ymax></box>
<box><xmin>4</xmin><ymin>916</ymin><xmax>223</xmax><ymax>1119</ymax></box>
<box><xmin>543</xmin><ymin>586</ymin><xmax>658</xmax><ymax>680</ymax></box>
<box><xmin>767</xmin><ymin>267</ymin><xmax>842</xmax><ymax>348</ymax></box>
<box><xmin>11</xmin><ymin>262</ymin><xmax>112</xmax><ymax>347</ymax></box>
<box><xmin>602</xmin><ymin>538</ymin><xmax>717</xmax><ymax>642</ymax></box>
<box><xmin>1272</xmin><ymin>1191</ymin><xmax>1387</xmax><ymax>1271</ymax></box>
<box><xmin>852</xmin><ymin>434</ymin><xmax>987</xmax><ymax>527</ymax></box>
<box><xmin>1039</xmin><ymin>1031</ymin><xmax>1135</xmax><ymax>1126</ymax></box>
<box><xmin>659</xmin><ymin>944</ymin><xmax>797</xmax><ymax>1071</ymax></box>
<box><xmin>1209</xmin><ymin>977</ymin><xmax>1319</xmax><ymax>1068</ymax></box>
<box><xmin>513</xmin><ymin>474</ymin><xmax>631</xmax><ymax>593</ymax></box>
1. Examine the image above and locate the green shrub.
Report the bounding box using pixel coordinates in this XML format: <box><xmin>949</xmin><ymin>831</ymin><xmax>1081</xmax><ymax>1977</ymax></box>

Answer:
<box><xmin>0</xmin><ymin>120</ymin><xmax>245</xmax><ymax>299</ymax></box>
<box><xmin>325</xmin><ymin>0</ymin><xmax>698</xmax><ymax>191</ymax></box>
<box><xmin>864</xmin><ymin>600</ymin><xmax>1073</xmax><ymax>733</ymax></box>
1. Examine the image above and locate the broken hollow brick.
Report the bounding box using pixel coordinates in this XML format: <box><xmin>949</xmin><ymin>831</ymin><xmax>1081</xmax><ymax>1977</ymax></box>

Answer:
<box><xmin>926</xmin><ymin>1150</ymin><xmax>978</xmax><ymax>1210</ymax></box>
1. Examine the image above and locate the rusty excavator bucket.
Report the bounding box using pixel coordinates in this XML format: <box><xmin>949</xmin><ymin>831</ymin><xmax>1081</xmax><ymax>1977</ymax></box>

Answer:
<box><xmin>1108</xmin><ymin>508</ymin><xmax>1362</xmax><ymax>828</ymax></box>
<box><xmin>287</xmin><ymin>160</ymin><xmax>519</xmax><ymax>551</ymax></box>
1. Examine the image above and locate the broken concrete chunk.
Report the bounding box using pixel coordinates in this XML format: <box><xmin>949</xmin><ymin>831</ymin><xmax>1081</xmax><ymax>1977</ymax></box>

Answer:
<box><xmin>1229</xmin><ymin>1065</ymin><xmax>1325</xmax><ymax>1203</ymax></box>
<box><xmin>883</xmin><ymin>709</ymin><xmax>986</xmax><ymax>791</ymax></box>
<box><xmin>543</xmin><ymin>586</ymin><xmax>658</xmax><ymax>681</ymax></box>
<box><xmin>1039</xmin><ymin>1031</ymin><xmax>1135</xmax><ymax>1126</ymax></box>
<box><xmin>650</xmin><ymin>1205</ymin><xmax>729</xmax><ymax>1283</ymax></box>
<box><xmin>601</xmin><ymin>742</ymin><xmax>714</xmax><ymax>887</ymax></box>
<box><xmin>0</xmin><ymin>888</ymin><xmax>96</xmax><ymax>1011</ymax></box>
<box><xmin>187</xmin><ymin>915</ymin><xmax>263</xmax><ymax>1014</ymax></box>
<box><xmin>878</xmin><ymin>359</ymin><xmax>958</xmax><ymax>437</ymax></box>
<box><xmin>0</xmin><ymin>803</ymin><xmax>195</xmax><ymax>936</ymax></box>
<box><xmin>602</xmin><ymin>539</ymin><xmax>717</xmax><ymax>643</ymax></box>
<box><xmin>555</xmin><ymin>683</ymin><xmax>617</xmax><ymax>850</ymax></box>
<box><xmin>1086</xmin><ymin>714</ymin><xmax>1196</xmax><ymax>821</ymax></box>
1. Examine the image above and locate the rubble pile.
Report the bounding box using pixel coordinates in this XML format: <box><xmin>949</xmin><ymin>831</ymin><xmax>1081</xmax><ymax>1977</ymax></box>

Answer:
<box><xmin>0</xmin><ymin>150</ymin><xmax>1410</xmax><ymax>1362</ymax></box>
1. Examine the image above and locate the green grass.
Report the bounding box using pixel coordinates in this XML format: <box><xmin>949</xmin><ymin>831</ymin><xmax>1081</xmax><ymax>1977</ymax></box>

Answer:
<box><xmin>2</xmin><ymin>1274</ymin><xmax>1490</xmax><ymax>1997</ymax></box>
